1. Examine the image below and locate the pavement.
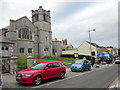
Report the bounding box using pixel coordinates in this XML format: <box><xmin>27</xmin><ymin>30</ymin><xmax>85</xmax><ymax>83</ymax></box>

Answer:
<box><xmin>109</xmin><ymin>74</ymin><xmax>120</xmax><ymax>90</ymax></box>
<box><xmin>108</xmin><ymin>63</ymin><xmax>120</xmax><ymax>90</ymax></box>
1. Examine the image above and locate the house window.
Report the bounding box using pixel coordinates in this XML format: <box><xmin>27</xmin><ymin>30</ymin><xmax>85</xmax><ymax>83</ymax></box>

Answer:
<box><xmin>62</xmin><ymin>49</ymin><xmax>66</xmax><ymax>51</ymax></box>
<box><xmin>20</xmin><ymin>48</ymin><xmax>24</xmax><ymax>53</ymax></box>
<box><xmin>91</xmin><ymin>51</ymin><xmax>95</xmax><ymax>56</ymax></box>
<box><xmin>44</xmin><ymin>48</ymin><xmax>49</xmax><ymax>51</ymax></box>
<box><xmin>5</xmin><ymin>47</ymin><xmax>8</xmax><ymax>50</ymax></box>
<box><xmin>19</xmin><ymin>29</ymin><xmax>21</xmax><ymax>38</ymax></box>
<box><xmin>46</xmin><ymin>37</ymin><xmax>48</xmax><ymax>40</ymax></box>
<box><xmin>53</xmin><ymin>49</ymin><xmax>55</xmax><ymax>55</ymax></box>
<box><xmin>28</xmin><ymin>48</ymin><xmax>32</xmax><ymax>53</ymax></box>
<box><xmin>1</xmin><ymin>47</ymin><xmax>4</xmax><ymax>50</ymax></box>
<box><xmin>30</xmin><ymin>31</ymin><xmax>32</xmax><ymax>40</ymax></box>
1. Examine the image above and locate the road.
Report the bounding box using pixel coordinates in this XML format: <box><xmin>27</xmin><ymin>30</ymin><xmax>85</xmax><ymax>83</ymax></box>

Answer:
<box><xmin>2</xmin><ymin>64</ymin><xmax>118</xmax><ymax>89</ymax></box>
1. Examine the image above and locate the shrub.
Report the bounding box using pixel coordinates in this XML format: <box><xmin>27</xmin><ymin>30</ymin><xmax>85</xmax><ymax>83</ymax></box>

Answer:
<box><xmin>61</xmin><ymin>54</ymin><xmax>74</xmax><ymax>58</ymax></box>
<box><xmin>61</xmin><ymin>54</ymin><xmax>95</xmax><ymax>61</ymax></box>
<box><xmin>18</xmin><ymin>58</ymin><xmax>27</xmax><ymax>69</ymax></box>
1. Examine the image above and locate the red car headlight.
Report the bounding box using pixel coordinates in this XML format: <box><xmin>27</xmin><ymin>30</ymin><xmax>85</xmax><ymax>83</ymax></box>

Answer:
<box><xmin>24</xmin><ymin>74</ymin><xmax>32</xmax><ymax>77</ymax></box>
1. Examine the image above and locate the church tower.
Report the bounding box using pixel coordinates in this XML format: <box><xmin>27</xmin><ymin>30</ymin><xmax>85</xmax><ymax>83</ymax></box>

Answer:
<box><xmin>32</xmin><ymin>6</ymin><xmax>52</xmax><ymax>58</ymax></box>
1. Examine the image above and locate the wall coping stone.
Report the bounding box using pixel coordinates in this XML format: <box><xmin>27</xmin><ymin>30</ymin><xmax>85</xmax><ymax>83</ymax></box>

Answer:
<box><xmin>10</xmin><ymin>56</ymin><xmax>18</xmax><ymax>59</ymax></box>
<box><xmin>27</xmin><ymin>56</ymin><xmax>33</xmax><ymax>59</ymax></box>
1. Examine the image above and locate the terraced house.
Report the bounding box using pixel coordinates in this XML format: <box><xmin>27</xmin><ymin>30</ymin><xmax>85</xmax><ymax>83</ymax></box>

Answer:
<box><xmin>0</xmin><ymin>6</ymin><xmax>53</xmax><ymax>58</ymax></box>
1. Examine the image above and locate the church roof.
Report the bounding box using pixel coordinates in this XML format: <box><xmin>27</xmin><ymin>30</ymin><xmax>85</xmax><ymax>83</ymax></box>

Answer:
<box><xmin>86</xmin><ymin>41</ymin><xmax>103</xmax><ymax>48</ymax></box>
<box><xmin>0</xmin><ymin>28</ymin><xmax>9</xmax><ymax>35</ymax></box>
<box><xmin>10</xmin><ymin>16</ymin><xmax>28</xmax><ymax>22</ymax></box>
<box><xmin>52</xmin><ymin>38</ymin><xmax>61</xmax><ymax>42</ymax></box>
<box><xmin>10</xmin><ymin>16</ymin><xmax>38</xmax><ymax>31</ymax></box>
<box><xmin>77</xmin><ymin>41</ymin><xmax>104</xmax><ymax>49</ymax></box>
<box><xmin>0</xmin><ymin>28</ymin><xmax>14</xmax><ymax>44</ymax></box>
<box><xmin>0</xmin><ymin>37</ymin><xmax>14</xmax><ymax>44</ymax></box>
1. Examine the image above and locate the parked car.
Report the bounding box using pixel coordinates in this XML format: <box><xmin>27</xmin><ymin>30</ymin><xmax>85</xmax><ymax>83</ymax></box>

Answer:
<box><xmin>70</xmin><ymin>59</ymin><xmax>91</xmax><ymax>72</ymax></box>
<box><xmin>16</xmin><ymin>62</ymin><xmax>66</xmax><ymax>85</ymax></box>
<box><xmin>115</xmin><ymin>58</ymin><xmax>120</xmax><ymax>64</ymax></box>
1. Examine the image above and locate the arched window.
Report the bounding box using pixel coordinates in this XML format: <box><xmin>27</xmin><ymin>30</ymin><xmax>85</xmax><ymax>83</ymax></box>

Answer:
<box><xmin>34</xmin><ymin>14</ymin><xmax>39</xmax><ymax>22</ymax></box>
<box><xmin>43</xmin><ymin>14</ymin><xmax>47</xmax><ymax>21</ymax></box>
<box><xmin>18</xmin><ymin>28</ymin><xmax>32</xmax><ymax>40</ymax></box>
<box><xmin>22</xmin><ymin>28</ymin><xmax>25</xmax><ymax>38</ymax></box>
<box><xmin>24</xmin><ymin>28</ymin><xmax>27</xmax><ymax>39</ymax></box>
<box><xmin>30</xmin><ymin>31</ymin><xmax>32</xmax><ymax>40</ymax></box>
<box><xmin>18</xmin><ymin>29</ymin><xmax>21</xmax><ymax>38</ymax></box>
<box><xmin>26</xmin><ymin>30</ymin><xmax>29</xmax><ymax>39</ymax></box>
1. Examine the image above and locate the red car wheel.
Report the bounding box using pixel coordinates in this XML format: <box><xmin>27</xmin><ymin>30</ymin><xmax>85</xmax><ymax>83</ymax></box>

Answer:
<box><xmin>60</xmin><ymin>72</ymin><xmax>65</xmax><ymax>79</ymax></box>
<box><xmin>33</xmin><ymin>75</ymin><xmax>42</xmax><ymax>86</ymax></box>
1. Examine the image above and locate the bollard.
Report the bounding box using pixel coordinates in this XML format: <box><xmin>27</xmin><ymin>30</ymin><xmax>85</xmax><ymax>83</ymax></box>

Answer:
<box><xmin>33</xmin><ymin>59</ymin><xmax>37</xmax><ymax>65</ymax></box>
<box><xmin>10</xmin><ymin>56</ymin><xmax>18</xmax><ymax>74</ymax></box>
<box><xmin>27</xmin><ymin>56</ymin><xmax>34</xmax><ymax>68</ymax></box>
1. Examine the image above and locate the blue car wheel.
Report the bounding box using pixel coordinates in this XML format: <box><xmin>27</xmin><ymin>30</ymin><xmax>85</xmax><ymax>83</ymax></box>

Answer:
<box><xmin>81</xmin><ymin>67</ymin><xmax>84</xmax><ymax>72</ymax></box>
<box><xmin>88</xmin><ymin>66</ymin><xmax>91</xmax><ymax>71</ymax></box>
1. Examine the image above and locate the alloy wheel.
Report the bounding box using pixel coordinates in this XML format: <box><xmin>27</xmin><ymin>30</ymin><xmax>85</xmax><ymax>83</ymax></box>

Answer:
<box><xmin>33</xmin><ymin>76</ymin><xmax>42</xmax><ymax>85</ymax></box>
<box><xmin>60</xmin><ymin>72</ymin><xmax>65</xmax><ymax>79</ymax></box>
<box><xmin>81</xmin><ymin>68</ymin><xmax>84</xmax><ymax>72</ymax></box>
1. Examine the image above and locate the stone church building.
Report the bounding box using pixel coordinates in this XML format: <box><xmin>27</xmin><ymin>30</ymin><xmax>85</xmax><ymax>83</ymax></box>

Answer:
<box><xmin>0</xmin><ymin>6</ymin><xmax>53</xmax><ymax>58</ymax></box>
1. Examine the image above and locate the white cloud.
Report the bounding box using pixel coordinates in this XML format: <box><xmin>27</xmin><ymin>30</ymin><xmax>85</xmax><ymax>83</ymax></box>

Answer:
<box><xmin>52</xmin><ymin>1</ymin><xmax>118</xmax><ymax>48</ymax></box>
<box><xmin>0</xmin><ymin>0</ymin><xmax>119</xmax><ymax>48</ymax></box>
<box><xmin>0</xmin><ymin>0</ymin><xmax>64</xmax><ymax>28</ymax></box>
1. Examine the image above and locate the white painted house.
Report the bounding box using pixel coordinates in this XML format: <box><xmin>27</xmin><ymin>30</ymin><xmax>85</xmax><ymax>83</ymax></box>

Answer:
<box><xmin>62</xmin><ymin>41</ymin><xmax>104</xmax><ymax>57</ymax></box>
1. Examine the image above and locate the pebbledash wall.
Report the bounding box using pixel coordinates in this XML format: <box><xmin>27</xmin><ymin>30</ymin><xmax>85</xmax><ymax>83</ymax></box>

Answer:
<box><xmin>2</xmin><ymin>6</ymin><xmax>53</xmax><ymax>58</ymax></box>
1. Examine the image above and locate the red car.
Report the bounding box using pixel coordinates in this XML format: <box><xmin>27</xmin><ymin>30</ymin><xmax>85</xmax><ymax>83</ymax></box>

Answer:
<box><xmin>16</xmin><ymin>61</ymin><xmax>66</xmax><ymax>85</ymax></box>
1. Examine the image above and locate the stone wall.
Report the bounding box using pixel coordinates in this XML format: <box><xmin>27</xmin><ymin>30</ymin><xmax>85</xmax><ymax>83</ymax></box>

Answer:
<box><xmin>2</xmin><ymin>57</ymin><xmax>10</xmax><ymax>72</ymax></box>
<box><xmin>2</xmin><ymin>56</ymin><xmax>18</xmax><ymax>74</ymax></box>
<box><xmin>8</xmin><ymin>17</ymin><xmax>36</xmax><ymax>58</ymax></box>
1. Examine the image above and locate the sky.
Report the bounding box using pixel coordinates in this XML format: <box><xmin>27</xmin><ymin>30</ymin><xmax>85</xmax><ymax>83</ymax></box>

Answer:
<box><xmin>0</xmin><ymin>0</ymin><xmax>119</xmax><ymax>48</ymax></box>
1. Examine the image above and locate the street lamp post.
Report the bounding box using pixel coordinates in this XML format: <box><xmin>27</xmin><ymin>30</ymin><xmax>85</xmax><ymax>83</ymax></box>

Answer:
<box><xmin>88</xmin><ymin>28</ymin><xmax>95</xmax><ymax>62</ymax></box>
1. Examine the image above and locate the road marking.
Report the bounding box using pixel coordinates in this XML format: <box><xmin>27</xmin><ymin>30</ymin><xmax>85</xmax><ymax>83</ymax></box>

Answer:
<box><xmin>32</xmin><ymin>71</ymin><xmax>91</xmax><ymax>88</ymax></box>
<box><xmin>32</xmin><ymin>64</ymin><xmax>113</xmax><ymax>88</ymax></box>
<box><xmin>108</xmin><ymin>76</ymin><xmax>120</xmax><ymax>89</ymax></box>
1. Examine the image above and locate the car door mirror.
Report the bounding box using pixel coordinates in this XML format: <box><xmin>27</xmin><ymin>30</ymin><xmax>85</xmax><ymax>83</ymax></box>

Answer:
<box><xmin>44</xmin><ymin>67</ymin><xmax>48</xmax><ymax>70</ymax></box>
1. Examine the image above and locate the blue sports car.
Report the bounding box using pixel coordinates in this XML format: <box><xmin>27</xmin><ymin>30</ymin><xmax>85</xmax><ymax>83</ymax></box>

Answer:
<box><xmin>71</xmin><ymin>59</ymin><xmax>91</xmax><ymax>72</ymax></box>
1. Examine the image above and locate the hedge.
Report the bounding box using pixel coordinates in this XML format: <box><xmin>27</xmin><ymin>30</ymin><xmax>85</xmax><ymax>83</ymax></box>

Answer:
<box><xmin>61</xmin><ymin>54</ymin><xmax>95</xmax><ymax>61</ymax></box>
